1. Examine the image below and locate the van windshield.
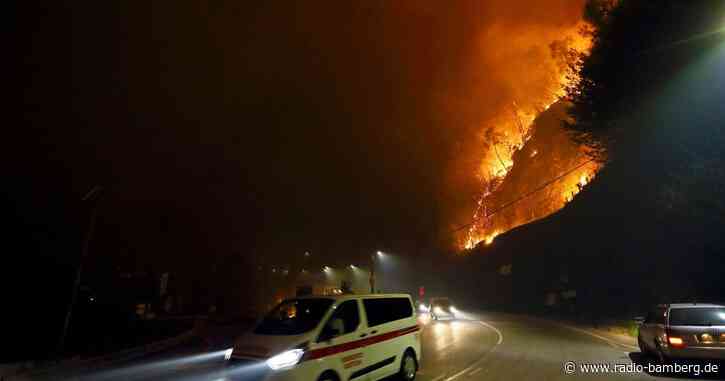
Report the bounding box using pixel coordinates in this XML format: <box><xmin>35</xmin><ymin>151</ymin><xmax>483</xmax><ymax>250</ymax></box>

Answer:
<box><xmin>254</xmin><ymin>298</ymin><xmax>333</xmax><ymax>335</ymax></box>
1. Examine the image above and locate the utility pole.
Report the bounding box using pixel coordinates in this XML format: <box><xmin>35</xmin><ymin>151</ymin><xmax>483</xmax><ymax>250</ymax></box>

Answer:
<box><xmin>57</xmin><ymin>185</ymin><xmax>103</xmax><ymax>357</ymax></box>
<box><xmin>369</xmin><ymin>252</ymin><xmax>380</xmax><ymax>294</ymax></box>
<box><xmin>369</xmin><ymin>256</ymin><xmax>375</xmax><ymax>294</ymax></box>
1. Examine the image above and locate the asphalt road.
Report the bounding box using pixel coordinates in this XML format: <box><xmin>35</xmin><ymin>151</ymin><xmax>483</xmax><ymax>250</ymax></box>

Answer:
<box><xmin>43</xmin><ymin>312</ymin><xmax>723</xmax><ymax>381</ymax></box>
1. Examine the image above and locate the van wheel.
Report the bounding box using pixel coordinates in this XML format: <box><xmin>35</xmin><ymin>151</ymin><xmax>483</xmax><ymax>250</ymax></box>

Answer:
<box><xmin>398</xmin><ymin>350</ymin><xmax>417</xmax><ymax>381</ymax></box>
<box><xmin>317</xmin><ymin>370</ymin><xmax>339</xmax><ymax>381</ymax></box>
<box><xmin>654</xmin><ymin>342</ymin><xmax>668</xmax><ymax>364</ymax></box>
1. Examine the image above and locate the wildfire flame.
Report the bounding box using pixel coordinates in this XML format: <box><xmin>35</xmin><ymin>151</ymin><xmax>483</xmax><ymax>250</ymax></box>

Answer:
<box><xmin>461</xmin><ymin>24</ymin><xmax>601</xmax><ymax>251</ymax></box>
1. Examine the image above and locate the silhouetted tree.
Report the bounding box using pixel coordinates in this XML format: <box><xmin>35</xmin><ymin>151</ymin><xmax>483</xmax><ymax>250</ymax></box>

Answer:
<box><xmin>566</xmin><ymin>0</ymin><xmax>725</xmax><ymax>159</ymax></box>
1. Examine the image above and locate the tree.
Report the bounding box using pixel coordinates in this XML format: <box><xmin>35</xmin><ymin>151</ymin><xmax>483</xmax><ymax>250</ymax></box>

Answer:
<box><xmin>566</xmin><ymin>0</ymin><xmax>725</xmax><ymax>158</ymax></box>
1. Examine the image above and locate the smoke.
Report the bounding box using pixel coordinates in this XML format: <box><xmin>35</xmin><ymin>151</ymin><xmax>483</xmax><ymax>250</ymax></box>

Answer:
<box><xmin>224</xmin><ymin>0</ymin><xmax>592</xmax><ymax>250</ymax></box>
<box><xmin>17</xmin><ymin>0</ymin><xmax>594</xmax><ymax>267</ymax></box>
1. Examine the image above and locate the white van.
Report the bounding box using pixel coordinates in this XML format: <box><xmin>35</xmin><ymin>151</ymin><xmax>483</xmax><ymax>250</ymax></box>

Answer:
<box><xmin>226</xmin><ymin>294</ymin><xmax>421</xmax><ymax>381</ymax></box>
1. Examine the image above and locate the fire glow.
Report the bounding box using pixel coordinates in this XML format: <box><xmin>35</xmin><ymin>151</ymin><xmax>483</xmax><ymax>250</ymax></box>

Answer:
<box><xmin>461</xmin><ymin>23</ymin><xmax>603</xmax><ymax>251</ymax></box>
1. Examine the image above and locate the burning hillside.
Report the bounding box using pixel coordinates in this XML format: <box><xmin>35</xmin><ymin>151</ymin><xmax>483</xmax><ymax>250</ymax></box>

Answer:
<box><xmin>462</xmin><ymin>101</ymin><xmax>601</xmax><ymax>249</ymax></box>
<box><xmin>440</xmin><ymin>3</ymin><xmax>605</xmax><ymax>251</ymax></box>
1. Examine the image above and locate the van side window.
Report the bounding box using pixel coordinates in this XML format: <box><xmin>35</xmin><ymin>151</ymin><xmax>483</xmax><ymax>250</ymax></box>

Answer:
<box><xmin>322</xmin><ymin>300</ymin><xmax>360</xmax><ymax>339</ymax></box>
<box><xmin>363</xmin><ymin>298</ymin><xmax>413</xmax><ymax>327</ymax></box>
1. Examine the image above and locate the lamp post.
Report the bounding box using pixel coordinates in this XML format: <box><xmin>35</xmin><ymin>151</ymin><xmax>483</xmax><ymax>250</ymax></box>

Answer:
<box><xmin>369</xmin><ymin>251</ymin><xmax>383</xmax><ymax>294</ymax></box>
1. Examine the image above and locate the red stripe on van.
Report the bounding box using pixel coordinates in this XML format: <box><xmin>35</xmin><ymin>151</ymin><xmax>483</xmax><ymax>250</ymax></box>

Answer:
<box><xmin>304</xmin><ymin>325</ymin><xmax>419</xmax><ymax>360</ymax></box>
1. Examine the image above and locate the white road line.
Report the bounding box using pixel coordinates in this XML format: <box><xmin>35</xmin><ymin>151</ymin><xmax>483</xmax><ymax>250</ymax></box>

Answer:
<box><xmin>469</xmin><ymin>367</ymin><xmax>484</xmax><ymax>376</ymax></box>
<box><xmin>478</xmin><ymin>321</ymin><xmax>504</xmax><ymax>345</ymax></box>
<box><xmin>431</xmin><ymin>375</ymin><xmax>445</xmax><ymax>381</ymax></box>
<box><xmin>443</xmin><ymin>319</ymin><xmax>504</xmax><ymax>381</ymax></box>
<box><xmin>557</xmin><ymin>324</ymin><xmax>639</xmax><ymax>351</ymax></box>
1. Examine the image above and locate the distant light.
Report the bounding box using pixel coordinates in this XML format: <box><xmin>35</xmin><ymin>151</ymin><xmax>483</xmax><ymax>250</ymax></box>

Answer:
<box><xmin>304</xmin><ymin>251</ymin><xmax>310</xmax><ymax>257</ymax></box>
<box><xmin>349</xmin><ymin>265</ymin><xmax>356</xmax><ymax>269</ymax></box>
<box><xmin>323</xmin><ymin>266</ymin><xmax>331</xmax><ymax>272</ymax></box>
<box><xmin>271</xmin><ymin>268</ymin><xmax>276</xmax><ymax>273</ymax></box>
<box><xmin>376</xmin><ymin>251</ymin><xmax>383</xmax><ymax>256</ymax></box>
<box><xmin>224</xmin><ymin>348</ymin><xmax>233</xmax><ymax>360</ymax></box>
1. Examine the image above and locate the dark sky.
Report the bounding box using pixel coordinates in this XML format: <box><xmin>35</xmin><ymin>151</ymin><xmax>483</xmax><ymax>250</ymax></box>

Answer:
<box><xmin>14</xmin><ymin>1</ymin><xmax>585</xmax><ymax>270</ymax></box>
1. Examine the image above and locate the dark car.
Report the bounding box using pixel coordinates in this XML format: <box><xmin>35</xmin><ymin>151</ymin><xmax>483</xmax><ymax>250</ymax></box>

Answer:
<box><xmin>428</xmin><ymin>297</ymin><xmax>457</xmax><ymax>320</ymax></box>
<box><xmin>638</xmin><ymin>303</ymin><xmax>725</xmax><ymax>362</ymax></box>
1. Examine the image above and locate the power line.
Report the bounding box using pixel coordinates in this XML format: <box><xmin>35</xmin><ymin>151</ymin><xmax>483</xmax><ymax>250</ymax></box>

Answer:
<box><xmin>484</xmin><ymin>157</ymin><xmax>596</xmax><ymax>218</ymax></box>
<box><xmin>448</xmin><ymin>157</ymin><xmax>597</xmax><ymax>234</ymax></box>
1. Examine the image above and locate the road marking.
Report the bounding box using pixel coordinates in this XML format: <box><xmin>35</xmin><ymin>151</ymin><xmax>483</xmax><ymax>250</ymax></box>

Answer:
<box><xmin>469</xmin><ymin>367</ymin><xmax>483</xmax><ymax>376</ymax></box>
<box><xmin>443</xmin><ymin>319</ymin><xmax>503</xmax><ymax>380</ymax></box>
<box><xmin>557</xmin><ymin>324</ymin><xmax>638</xmax><ymax>351</ymax></box>
<box><xmin>431</xmin><ymin>375</ymin><xmax>445</xmax><ymax>381</ymax></box>
<box><xmin>478</xmin><ymin>321</ymin><xmax>504</xmax><ymax>345</ymax></box>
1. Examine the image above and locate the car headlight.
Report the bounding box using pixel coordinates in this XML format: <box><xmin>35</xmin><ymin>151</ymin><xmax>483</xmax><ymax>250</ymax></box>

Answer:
<box><xmin>450</xmin><ymin>306</ymin><xmax>458</xmax><ymax>313</ymax></box>
<box><xmin>224</xmin><ymin>348</ymin><xmax>233</xmax><ymax>360</ymax></box>
<box><xmin>266</xmin><ymin>349</ymin><xmax>304</xmax><ymax>370</ymax></box>
<box><xmin>419</xmin><ymin>304</ymin><xmax>428</xmax><ymax>312</ymax></box>
<box><xmin>434</xmin><ymin>307</ymin><xmax>443</xmax><ymax>314</ymax></box>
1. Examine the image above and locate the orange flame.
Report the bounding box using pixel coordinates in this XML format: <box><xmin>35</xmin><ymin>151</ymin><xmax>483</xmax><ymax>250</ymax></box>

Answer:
<box><xmin>461</xmin><ymin>24</ymin><xmax>600</xmax><ymax>251</ymax></box>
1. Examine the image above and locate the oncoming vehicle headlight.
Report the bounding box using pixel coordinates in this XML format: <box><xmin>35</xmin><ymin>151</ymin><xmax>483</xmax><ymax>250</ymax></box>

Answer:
<box><xmin>419</xmin><ymin>304</ymin><xmax>428</xmax><ymax>312</ymax></box>
<box><xmin>434</xmin><ymin>307</ymin><xmax>443</xmax><ymax>314</ymax></box>
<box><xmin>450</xmin><ymin>306</ymin><xmax>458</xmax><ymax>313</ymax></box>
<box><xmin>266</xmin><ymin>349</ymin><xmax>304</xmax><ymax>370</ymax></box>
<box><xmin>224</xmin><ymin>348</ymin><xmax>233</xmax><ymax>360</ymax></box>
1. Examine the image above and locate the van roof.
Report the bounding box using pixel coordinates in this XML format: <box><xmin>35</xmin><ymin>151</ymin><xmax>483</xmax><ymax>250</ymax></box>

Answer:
<box><xmin>294</xmin><ymin>293</ymin><xmax>411</xmax><ymax>301</ymax></box>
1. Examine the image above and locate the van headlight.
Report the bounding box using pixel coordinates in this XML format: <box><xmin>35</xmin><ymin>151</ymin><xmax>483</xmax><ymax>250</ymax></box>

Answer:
<box><xmin>224</xmin><ymin>348</ymin><xmax>233</xmax><ymax>360</ymax></box>
<box><xmin>266</xmin><ymin>349</ymin><xmax>304</xmax><ymax>370</ymax></box>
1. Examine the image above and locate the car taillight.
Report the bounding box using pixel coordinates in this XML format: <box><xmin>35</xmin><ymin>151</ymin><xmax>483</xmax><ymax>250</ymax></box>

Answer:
<box><xmin>668</xmin><ymin>336</ymin><xmax>685</xmax><ymax>347</ymax></box>
<box><xmin>665</xmin><ymin>329</ymin><xmax>686</xmax><ymax>348</ymax></box>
